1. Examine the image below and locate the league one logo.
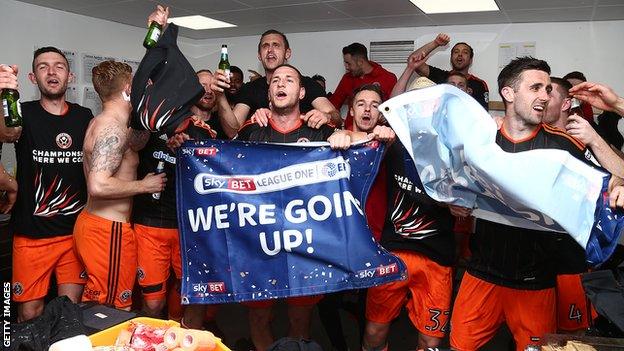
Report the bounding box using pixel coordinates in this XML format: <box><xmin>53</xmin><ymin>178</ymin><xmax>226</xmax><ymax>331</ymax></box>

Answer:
<box><xmin>321</xmin><ymin>162</ymin><xmax>338</xmax><ymax>177</ymax></box>
<box><xmin>55</xmin><ymin>133</ymin><xmax>72</xmax><ymax>149</ymax></box>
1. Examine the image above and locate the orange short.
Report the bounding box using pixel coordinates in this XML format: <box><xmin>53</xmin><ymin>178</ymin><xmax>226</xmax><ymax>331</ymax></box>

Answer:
<box><xmin>450</xmin><ymin>272</ymin><xmax>556</xmax><ymax>351</ymax></box>
<box><xmin>365</xmin><ymin>250</ymin><xmax>453</xmax><ymax>339</ymax></box>
<box><xmin>73</xmin><ymin>210</ymin><xmax>137</xmax><ymax>309</ymax></box>
<box><xmin>243</xmin><ymin>295</ymin><xmax>324</xmax><ymax>309</ymax></box>
<box><xmin>556</xmin><ymin>273</ymin><xmax>597</xmax><ymax>332</ymax></box>
<box><xmin>12</xmin><ymin>234</ymin><xmax>86</xmax><ymax>302</ymax></box>
<box><xmin>135</xmin><ymin>224</ymin><xmax>182</xmax><ymax>301</ymax></box>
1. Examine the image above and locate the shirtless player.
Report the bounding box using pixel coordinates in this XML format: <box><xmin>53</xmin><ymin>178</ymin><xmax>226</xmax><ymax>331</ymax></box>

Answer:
<box><xmin>73</xmin><ymin>60</ymin><xmax>165</xmax><ymax>309</ymax></box>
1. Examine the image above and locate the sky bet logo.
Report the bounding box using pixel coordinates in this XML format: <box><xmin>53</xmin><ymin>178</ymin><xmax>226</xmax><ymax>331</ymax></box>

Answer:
<box><xmin>194</xmin><ymin>147</ymin><xmax>219</xmax><ymax>157</ymax></box>
<box><xmin>356</xmin><ymin>263</ymin><xmax>398</xmax><ymax>279</ymax></box>
<box><xmin>192</xmin><ymin>282</ymin><xmax>226</xmax><ymax>295</ymax></box>
<box><xmin>197</xmin><ymin>175</ymin><xmax>256</xmax><ymax>193</ymax></box>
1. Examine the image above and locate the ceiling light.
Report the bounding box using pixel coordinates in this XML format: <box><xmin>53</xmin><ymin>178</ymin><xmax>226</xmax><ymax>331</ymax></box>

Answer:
<box><xmin>409</xmin><ymin>0</ymin><xmax>499</xmax><ymax>14</ymax></box>
<box><xmin>167</xmin><ymin>15</ymin><xmax>236</xmax><ymax>30</ymax></box>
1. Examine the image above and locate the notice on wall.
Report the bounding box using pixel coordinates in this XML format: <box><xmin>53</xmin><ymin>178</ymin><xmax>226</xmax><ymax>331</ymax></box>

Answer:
<box><xmin>122</xmin><ymin>58</ymin><xmax>141</xmax><ymax>74</ymax></box>
<box><xmin>83</xmin><ymin>86</ymin><xmax>102</xmax><ymax>115</ymax></box>
<box><xmin>60</xmin><ymin>49</ymin><xmax>78</xmax><ymax>84</ymax></box>
<box><xmin>65</xmin><ymin>86</ymin><xmax>79</xmax><ymax>103</ymax></box>
<box><xmin>498</xmin><ymin>42</ymin><xmax>536</xmax><ymax>70</ymax></box>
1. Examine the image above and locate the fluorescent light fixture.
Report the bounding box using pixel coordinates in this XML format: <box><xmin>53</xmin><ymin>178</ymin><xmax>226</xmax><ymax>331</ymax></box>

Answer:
<box><xmin>409</xmin><ymin>0</ymin><xmax>499</xmax><ymax>14</ymax></box>
<box><xmin>167</xmin><ymin>15</ymin><xmax>236</xmax><ymax>30</ymax></box>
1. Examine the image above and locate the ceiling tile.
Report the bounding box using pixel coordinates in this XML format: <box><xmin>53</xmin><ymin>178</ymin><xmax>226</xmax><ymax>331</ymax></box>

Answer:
<box><xmin>178</xmin><ymin>24</ymin><xmax>269</xmax><ymax>39</ymax></box>
<box><xmin>427</xmin><ymin>11</ymin><xmax>509</xmax><ymax>25</ymax></box>
<box><xmin>497</xmin><ymin>0</ymin><xmax>593</xmax><ymax>10</ymax></box>
<box><xmin>326</xmin><ymin>0</ymin><xmax>424</xmax><ymax>18</ymax></box>
<box><xmin>276</xmin><ymin>18</ymin><xmax>369</xmax><ymax>33</ymax></box>
<box><xmin>205</xmin><ymin>8</ymin><xmax>290</xmax><ymax>26</ymax></box>
<box><xmin>506</xmin><ymin>7</ymin><xmax>593</xmax><ymax>22</ymax></box>
<box><xmin>17</xmin><ymin>0</ymin><xmax>129</xmax><ymax>10</ymax></box>
<box><xmin>593</xmin><ymin>5</ymin><xmax>624</xmax><ymax>20</ymax></box>
<box><xmin>66</xmin><ymin>0</ymin><xmax>193</xmax><ymax>27</ymax></box>
<box><xmin>237</xmin><ymin>0</ymin><xmax>320</xmax><ymax>8</ymax></box>
<box><xmin>596</xmin><ymin>0</ymin><xmax>624</xmax><ymax>5</ymax></box>
<box><xmin>270</xmin><ymin>3</ymin><xmax>351</xmax><ymax>22</ymax></box>
<box><xmin>12</xmin><ymin>0</ymin><xmax>624</xmax><ymax>40</ymax></box>
<box><xmin>359</xmin><ymin>15</ymin><xmax>434</xmax><ymax>28</ymax></box>
<box><xmin>158</xmin><ymin>0</ymin><xmax>250</xmax><ymax>13</ymax></box>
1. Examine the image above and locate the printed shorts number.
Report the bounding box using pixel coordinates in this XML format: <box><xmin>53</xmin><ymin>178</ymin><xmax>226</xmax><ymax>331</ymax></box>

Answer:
<box><xmin>568</xmin><ymin>303</ymin><xmax>582</xmax><ymax>323</ymax></box>
<box><xmin>425</xmin><ymin>308</ymin><xmax>450</xmax><ymax>332</ymax></box>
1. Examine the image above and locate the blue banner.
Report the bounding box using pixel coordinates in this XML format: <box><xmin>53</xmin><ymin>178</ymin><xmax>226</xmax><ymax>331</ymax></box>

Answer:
<box><xmin>176</xmin><ymin>139</ymin><xmax>406</xmax><ymax>304</ymax></box>
<box><xmin>380</xmin><ymin>84</ymin><xmax>624</xmax><ymax>266</ymax></box>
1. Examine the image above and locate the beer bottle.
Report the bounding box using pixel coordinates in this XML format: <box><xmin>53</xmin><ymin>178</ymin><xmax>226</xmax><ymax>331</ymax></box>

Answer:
<box><xmin>570</xmin><ymin>97</ymin><xmax>585</xmax><ymax>118</ymax></box>
<box><xmin>152</xmin><ymin>160</ymin><xmax>165</xmax><ymax>201</ymax></box>
<box><xmin>218</xmin><ymin>45</ymin><xmax>230</xmax><ymax>80</ymax></box>
<box><xmin>1</xmin><ymin>87</ymin><xmax>22</xmax><ymax>127</ymax></box>
<box><xmin>143</xmin><ymin>21</ymin><xmax>163</xmax><ymax>49</ymax></box>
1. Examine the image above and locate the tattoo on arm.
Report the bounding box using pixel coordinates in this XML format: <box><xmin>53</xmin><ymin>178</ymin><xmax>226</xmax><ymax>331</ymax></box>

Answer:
<box><xmin>89</xmin><ymin>125</ymin><xmax>126</xmax><ymax>174</ymax></box>
<box><xmin>128</xmin><ymin>128</ymin><xmax>150</xmax><ymax>152</ymax></box>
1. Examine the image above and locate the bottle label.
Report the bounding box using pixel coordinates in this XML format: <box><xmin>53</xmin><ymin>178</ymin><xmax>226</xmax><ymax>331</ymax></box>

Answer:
<box><xmin>2</xmin><ymin>99</ymin><xmax>8</xmax><ymax>117</ymax></box>
<box><xmin>224</xmin><ymin>68</ymin><xmax>231</xmax><ymax>78</ymax></box>
<box><xmin>150</xmin><ymin>27</ymin><xmax>161</xmax><ymax>42</ymax></box>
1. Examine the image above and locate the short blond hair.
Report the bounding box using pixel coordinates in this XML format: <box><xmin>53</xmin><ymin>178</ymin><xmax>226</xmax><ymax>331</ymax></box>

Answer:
<box><xmin>92</xmin><ymin>60</ymin><xmax>132</xmax><ymax>102</ymax></box>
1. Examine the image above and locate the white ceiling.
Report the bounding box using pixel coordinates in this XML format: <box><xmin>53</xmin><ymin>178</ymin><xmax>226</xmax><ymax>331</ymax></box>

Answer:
<box><xmin>15</xmin><ymin>0</ymin><xmax>624</xmax><ymax>40</ymax></box>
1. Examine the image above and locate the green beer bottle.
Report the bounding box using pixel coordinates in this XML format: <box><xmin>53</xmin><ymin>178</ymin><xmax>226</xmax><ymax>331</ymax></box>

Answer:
<box><xmin>143</xmin><ymin>21</ymin><xmax>162</xmax><ymax>49</ymax></box>
<box><xmin>218</xmin><ymin>45</ymin><xmax>230</xmax><ymax>79</ymax></box>
<box><xmin>1</xmin><ymin>88</ymin><xmax>21</xmax><ymax>127</ymax></box>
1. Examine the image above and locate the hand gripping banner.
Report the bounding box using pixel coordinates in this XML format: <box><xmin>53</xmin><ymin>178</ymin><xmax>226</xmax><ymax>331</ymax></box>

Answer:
<box><xmin>380</xmin><ymin>84</ymin><xmax>624</xmax><ymax>266</ymax></box>
<box><xmin>176</xmin><ymin>139</ymin><xmax>406</xmax><ymax>304</ymax></box>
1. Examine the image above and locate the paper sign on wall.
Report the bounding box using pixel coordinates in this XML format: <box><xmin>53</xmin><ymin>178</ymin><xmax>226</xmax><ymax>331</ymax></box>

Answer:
<box><xmin>498</xmin><ymin>42</ymin><xmax>536</xmax><ymax>70</ymax></box>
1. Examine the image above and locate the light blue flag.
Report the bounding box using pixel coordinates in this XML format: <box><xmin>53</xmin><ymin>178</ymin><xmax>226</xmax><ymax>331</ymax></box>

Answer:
<box><xmin>380</xmin><ymin>84</ymin><xmax>622</xmax><ymax>265</ymax></box>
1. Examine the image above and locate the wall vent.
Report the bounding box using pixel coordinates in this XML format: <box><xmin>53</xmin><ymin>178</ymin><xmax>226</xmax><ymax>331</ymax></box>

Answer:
<box><xmin>369</xmin><ymin>40</ymin><xmax>414</xmax><ymax>64</ymax></box>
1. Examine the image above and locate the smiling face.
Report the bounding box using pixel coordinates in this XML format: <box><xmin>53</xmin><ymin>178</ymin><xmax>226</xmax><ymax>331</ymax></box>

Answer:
<box><xmin>228</xmin><ymin>71</ymin><xmax>243</xmax><ymax>95</ymax></box>
<box><xmin>268</xmin><ymin>66</ymin><xmax>304</xmax><ymax>111</ymax></box>
<box><xmin>31</xmin><ymin>52</ymin><xmax>70</xmax><ymax>99</ymax></box>
<box><xmin>351</xmin><ymin>89</ymin><xmax>382</xmax><ymax>133</ymax></box>
<box><xmin>258</xmin><ymin>33</ymin><xmax>291</xmax><ymax>72</ymax></box>
<box><xmin>450</xmin><ymin>43</ymin><xmax>472</xmax><ymax>71</ymax></box>
<box><xmin>506</xmin><ymin>70</ymin><xmax>552</xmax><ymax>125</ymax></box>
<box><xmin>196</xmin><ymin>71</ymin><xmax>216</xmax><ymax>110</ymax></box>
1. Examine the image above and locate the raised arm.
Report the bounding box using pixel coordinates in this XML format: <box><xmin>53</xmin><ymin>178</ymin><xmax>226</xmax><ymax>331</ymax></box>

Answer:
<box><xmin>211</xmin><ymin>69</ymin><xmax>250</xmax><ymax>138</ymax></box>
<box><xmin>411</xmin><ymin>33</ymin><xmax>450</xmax><ymax>77</ymax></box>
<box><xmin>87</xmin><ymin>124</ymin><xmax>165</xmax><ymax>199</ymax></box>
<box><xmin>570</xmin><ymin>82</ymin><xmax>624</xmax><ymax>116</ymax></box>
<box><xmin>309</xmin><ymin>96</ymin><xmax>342</xmax><ymax>128</ymax></box>
<box><xmin>391</xmin><ymin>51</ymin><xmax>428</xmax><ymax>97</ymax></box>
<box><xmin>566</xmin><ymin>114</ymin><xmax>624</xmax><ymax>178</ymax></box>
<box><xmin>147</xmin><ymin>4</ymin><xmax>169</xmax><ymax>30</ymax></box>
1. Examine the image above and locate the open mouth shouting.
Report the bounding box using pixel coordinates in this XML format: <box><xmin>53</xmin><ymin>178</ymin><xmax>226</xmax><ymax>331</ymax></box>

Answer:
<box><xmin>47</xmin><ymin>77</ymin><xmax>61</xmax><ymax>89</ymax></box>
<box><xmin>275</xmin><ymin>90</ymin><xmax>288</xmax><ymax>100</ymax></box>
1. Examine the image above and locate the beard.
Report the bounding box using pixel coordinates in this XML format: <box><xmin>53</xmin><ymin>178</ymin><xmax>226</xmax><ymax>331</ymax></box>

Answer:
<box><xmin>39</xmin><ymin>84</ymin><xmax>68</xmax><ymax>100</ymax></box>
<box><xmin>451</xmin><ymin>60</ymin><xmax>470</xmax><ymax>71</ymax></box>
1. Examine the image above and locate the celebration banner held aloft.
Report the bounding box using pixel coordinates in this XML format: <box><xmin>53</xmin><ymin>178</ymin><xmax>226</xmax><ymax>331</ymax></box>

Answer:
<box><xmin>176</xmin><ymin>139</ymin><xmax>406</xmax><ymax>304</ymax></box>
<box><xmin>380</xmin><ymin>84</ymin><xmax>624</xmax><ymax>266</ymax></box>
